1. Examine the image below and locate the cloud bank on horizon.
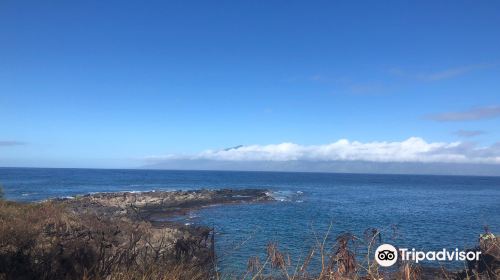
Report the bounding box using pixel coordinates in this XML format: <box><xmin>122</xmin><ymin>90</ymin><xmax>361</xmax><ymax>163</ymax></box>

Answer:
<box><xmin>148</xmin><ymin>137</ymin><xmax>500</xmax><ymax>165</ymax></box>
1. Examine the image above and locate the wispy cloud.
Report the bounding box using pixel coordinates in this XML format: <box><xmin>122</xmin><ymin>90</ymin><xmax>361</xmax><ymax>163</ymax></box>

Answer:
<box><xmin>417</xmin><ymin>64</ymin><xmax>491</xmax><ymax>81</ymax></box>
<box><xmin>147</xmin><ymin>137</ymin><xmax>500</xmax><ymax>164</ymax></box>
<box><xmin>453</xmin><ymin>130</ymin><xmax>485</xmax><ymax>138</ymax></box>
<box><xmin>426</xmin><ymin>105</ymin><xmax>500</xmax><ymax>122</ymax></box>
<box><xmin>0</xmin><ymin>141</ymin><xmax>25</xmax><ymax>147</ymax></box>
<box><xmin>390</xmin><ymin>63</ymin><xmax>495</xmax><ymax>81</ymax></box>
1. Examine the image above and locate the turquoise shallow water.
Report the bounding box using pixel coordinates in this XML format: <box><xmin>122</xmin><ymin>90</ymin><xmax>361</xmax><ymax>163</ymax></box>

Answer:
<box><xmin>1</xmin><ymin>167</ymin><xmax>499</xmax><ymax>272</ymax></box>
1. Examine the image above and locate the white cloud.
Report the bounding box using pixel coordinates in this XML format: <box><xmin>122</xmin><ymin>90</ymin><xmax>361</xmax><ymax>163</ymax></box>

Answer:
<box><xmin>148</xmin><ymin>137</ymin><xmax>500</xmax><ymax>164</ymax></box>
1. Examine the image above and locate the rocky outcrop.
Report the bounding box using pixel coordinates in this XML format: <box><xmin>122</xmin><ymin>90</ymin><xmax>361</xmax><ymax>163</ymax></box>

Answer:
<box><xmin>61</xmin><ymin>188</ymin><xmax>272</xmax><ymax>221</ymax></box>
<box><xmin>50</xmin><ymin>189</ymin><xmax>273</xmax><ymax>274</ymax></box>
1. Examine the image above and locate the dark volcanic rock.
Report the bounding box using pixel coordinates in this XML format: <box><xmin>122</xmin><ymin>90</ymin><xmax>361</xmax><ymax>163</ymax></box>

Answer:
<box><xmin>46</xmin><ymin>188</ymin><xmax>274</xmax><ymax>276</ymax></box>
<box><xmin>61</xmin><ymin>188</ymin><xmax>273</xmax><ymax>222</ymax></box>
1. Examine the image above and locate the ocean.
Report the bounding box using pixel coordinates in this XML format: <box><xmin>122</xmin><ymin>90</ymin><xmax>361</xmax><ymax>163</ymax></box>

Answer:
<box><xmin>1</xmin><ymin>167</ymin><xmax>499</xmax><ymax>273</ymax></box>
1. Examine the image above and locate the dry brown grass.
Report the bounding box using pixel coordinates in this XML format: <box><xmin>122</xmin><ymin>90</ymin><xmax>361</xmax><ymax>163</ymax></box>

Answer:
<box><xmin>0</xmin><ymin>200</ymin><xmax>210</xmax><ymax>280</ymax></box>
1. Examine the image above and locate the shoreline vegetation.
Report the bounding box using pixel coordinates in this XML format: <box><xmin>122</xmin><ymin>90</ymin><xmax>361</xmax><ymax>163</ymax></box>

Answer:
<box><xmin>0</xmin><ymin>188</ymin><xmax>498</xmax><ymax>280</ymax></box>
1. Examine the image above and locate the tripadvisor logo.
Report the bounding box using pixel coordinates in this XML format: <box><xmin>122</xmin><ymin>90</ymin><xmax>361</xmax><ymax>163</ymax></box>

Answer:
<box><xmin>375</xmin><ymin>244</ymin><xmax>398</xmax><ymax>267</ymax></box>
<box><xmin>374</xmin><ymin>244</ymin><xmax>482</xmax><ymax>267</ymax></box>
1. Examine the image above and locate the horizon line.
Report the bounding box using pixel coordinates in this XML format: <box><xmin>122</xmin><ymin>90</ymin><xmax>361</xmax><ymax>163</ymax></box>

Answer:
<box><xmin>1</xmin><ymin>165</ymin><xmax>499</xmax><ymax>178</ymax></box>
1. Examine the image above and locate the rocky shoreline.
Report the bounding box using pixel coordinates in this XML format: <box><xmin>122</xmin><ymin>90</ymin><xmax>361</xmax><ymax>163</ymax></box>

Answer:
<box><xmin>52</xmin><ymin>188</ymin><xmax>274</xmax><ymax>274</ymax></box>
<box><xmin>58</xmin><ymin>188</ymin><xmax>273</xmax><ymax>221</ymax></box>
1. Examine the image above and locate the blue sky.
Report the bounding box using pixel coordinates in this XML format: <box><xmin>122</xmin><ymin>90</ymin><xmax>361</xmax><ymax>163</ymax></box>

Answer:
<box><xmin>1</xmin><ymin>1</ymin><xmax>500</xmax><ymax>169</ymax></box>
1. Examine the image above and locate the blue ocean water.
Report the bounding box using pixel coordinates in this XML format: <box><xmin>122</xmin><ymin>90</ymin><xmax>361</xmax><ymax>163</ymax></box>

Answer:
<box><xmin>1</xmin><ymin>167</ymin><xmax>499</xmax><ymax>273</ymax></box>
